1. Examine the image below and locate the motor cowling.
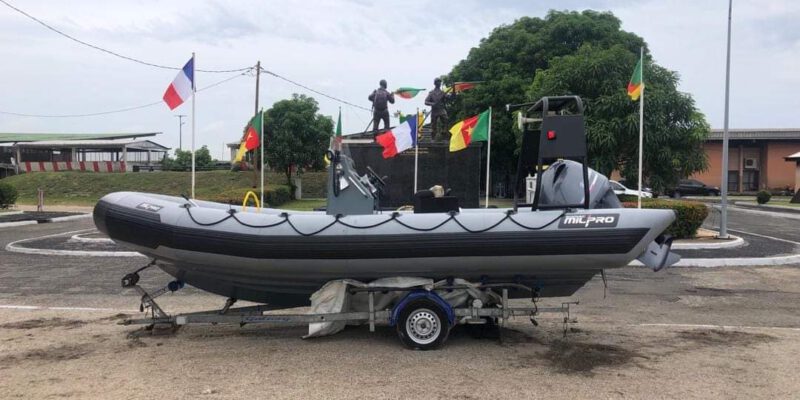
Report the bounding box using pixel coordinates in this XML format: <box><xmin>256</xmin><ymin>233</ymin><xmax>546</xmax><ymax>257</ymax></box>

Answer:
<box><xmin>538</xmin><ymin>160</ymin><xmax>621</xmax><ymax>209</ymax></box>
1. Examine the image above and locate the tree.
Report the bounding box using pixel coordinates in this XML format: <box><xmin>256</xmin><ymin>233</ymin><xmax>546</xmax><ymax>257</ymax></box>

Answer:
<box><xmin>528</xmin><ymin>44</ymin><xmax>708</xmax><ymax>192</ymax></box>
<box><xmin>261</xmin><ymin>94</ymin><xmax>333</xmax><ymax>184</ymax></box>
<box><xmin>445</xmin><ymin>10</ymin><xmax>707</xmax><ymax>193</ymax></box>
<box><xmin>162</xmin><ymin>146</ymin><xmax>215</xmax><ymax>171</ymax></box>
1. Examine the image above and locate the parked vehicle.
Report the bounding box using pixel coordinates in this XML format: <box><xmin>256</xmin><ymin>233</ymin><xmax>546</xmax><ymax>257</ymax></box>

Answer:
<box><xmin>610</xmin><ymin>180</ymin><xmax>652</xmax><ymax>198</ymax></box>
<box><xmin>617</xmin><ymin>179</ymin><xmax>653</xmax><ymax>195</ymax></box>
<box><xmin>668</xmin><ymin>179</ymin><xmax>720</xmax><ymax>198</ymax></box>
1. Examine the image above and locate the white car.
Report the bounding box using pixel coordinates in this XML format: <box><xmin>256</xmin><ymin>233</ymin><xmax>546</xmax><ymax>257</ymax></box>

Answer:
<box><xmin>610</xmin><ymin>180</ymin><xmax>653</xmax><ymax>198</ymax></box>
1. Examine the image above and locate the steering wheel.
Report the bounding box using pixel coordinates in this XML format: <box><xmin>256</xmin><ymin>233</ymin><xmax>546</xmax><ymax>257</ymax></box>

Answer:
<box><xmin>365</xmin><ymin>166</ymin><xmax>387</xmax><ymax>192</ymax></box>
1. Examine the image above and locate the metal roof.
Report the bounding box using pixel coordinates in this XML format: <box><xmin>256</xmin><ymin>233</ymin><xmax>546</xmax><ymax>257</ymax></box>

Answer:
<box><xmin>785</xmin><ymin>151</ymin><xmax>800</xmax><ymax>161</ymax></box>
<box><xmin>14</xmin><ymin>139</ymin><xmax>169</xmax><ymax>151</ymax></box>
<box><xmin>0</xmin><ymin>132</ymin><xmax>160</xmax><ymax>143</ymax></box>
<box><xmin>706</xmin><ymin>129</ymin><xmax>800</xmax><ymax>141</ymax></box>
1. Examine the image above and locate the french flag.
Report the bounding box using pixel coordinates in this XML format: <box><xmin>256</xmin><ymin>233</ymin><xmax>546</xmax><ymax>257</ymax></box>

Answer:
<box><xmin>162</xmin><ymin>58</ymin><xmax>194</xmax><ymax>110</ymax></box>
<box><xmin>375</xmin><ymin>118</ymin><xmax>417</xmax><ymax>158</ymax></box>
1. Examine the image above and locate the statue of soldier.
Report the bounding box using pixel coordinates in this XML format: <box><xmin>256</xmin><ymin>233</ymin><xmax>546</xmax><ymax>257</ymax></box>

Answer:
<box><xmin>368</xmin><ymin>79</ymin><xmax>395</xmax><ymax>133</ymax></box>
<box><xmin>424</xmin><ymin>78</ymin><xmax>451</xmax><ymax>141</ymax></box>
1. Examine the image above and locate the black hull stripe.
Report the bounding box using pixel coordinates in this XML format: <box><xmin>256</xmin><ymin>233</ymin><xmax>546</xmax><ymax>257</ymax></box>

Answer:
<box><xmin>95</xmin><ymin>200</ymin><xmax>648</xmax><ymax>260</ymax></box>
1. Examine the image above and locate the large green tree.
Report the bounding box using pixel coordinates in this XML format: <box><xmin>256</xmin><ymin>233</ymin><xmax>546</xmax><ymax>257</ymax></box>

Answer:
<box><xmin>262</xmin><ymin>94</ymin><xmax>333</xmax><ymax>184</ymax></box>
<box><xmin>528</xmin><ymin>44</ymin><xmax>708</xmax><ymax>192</ymax></box>
<box><xmin>446</xmin><ymin>10</ymin><xmax>707</xmax><ymax>193</ymax></box>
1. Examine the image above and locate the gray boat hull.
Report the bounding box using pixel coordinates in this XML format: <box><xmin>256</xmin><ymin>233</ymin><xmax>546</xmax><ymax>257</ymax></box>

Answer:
<box><xmin>94</xmin><ymin>192</ymin><xmax>676</xmax><ymax>306</ymax></box>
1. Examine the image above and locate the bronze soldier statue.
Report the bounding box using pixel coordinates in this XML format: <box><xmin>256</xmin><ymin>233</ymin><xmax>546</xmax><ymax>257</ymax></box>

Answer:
<box><xmin>368</xmin><ymin>79</ymin><xmax>395</xmax><ymax>133</ymax></box>
<box><xmin>424</xmin><ymin>78</ymin><xmax>451</xmax><ymax>141</ymax></box>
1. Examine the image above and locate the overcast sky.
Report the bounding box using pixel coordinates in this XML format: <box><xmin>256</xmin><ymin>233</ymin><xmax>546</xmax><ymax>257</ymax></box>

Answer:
<box><xmin>0</xmin><ymin>0</ymin><xmax>797</xmax><ymax>159</ymax></box>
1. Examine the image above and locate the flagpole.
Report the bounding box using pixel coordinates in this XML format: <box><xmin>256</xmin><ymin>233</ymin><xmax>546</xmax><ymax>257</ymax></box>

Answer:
<box><xmin>719</xmin><ymin>0</ymin><xmax>733</xmax><ymax>239</ymax></box>
<box><xmin>414</xmin><ymin>107</ymin><xmax>419</xmax><ymax>194</ymax></box>
<box><xmin>637</xmin><ymin>46</ymin><xmax>644</xmax><ymax>209</ymax></box>
<box><xmin>191</xmin><ymin>52</ymin><xmax>196</xmax><ymax>199</ymax></box>
<box><xmin>485</xmin><ymin>107</ymin><xmax>492</xmax><ymax>208</ymax></box>
<box><xmin>259</xmin><ymin>111</ymin><xmax>264</xmax><ymax>208</ymax></box>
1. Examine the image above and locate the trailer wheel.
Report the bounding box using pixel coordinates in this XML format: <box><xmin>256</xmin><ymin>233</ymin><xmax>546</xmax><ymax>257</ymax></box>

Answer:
<box><xmin>396</xmin><ymin>299</ymin><xmax>450</xmax><ymax>350</ymax></box>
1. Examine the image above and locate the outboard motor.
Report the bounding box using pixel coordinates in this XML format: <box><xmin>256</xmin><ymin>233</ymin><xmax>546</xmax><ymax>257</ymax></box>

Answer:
<box><xmin>508</xmin><ymin>95</ymin><xmax>679</xmax><ymax>271</ymax></box>
<box><xmin>538</xmin><ymin>160</ymin><xmax>621</xmax><ymax>209</ymax></box>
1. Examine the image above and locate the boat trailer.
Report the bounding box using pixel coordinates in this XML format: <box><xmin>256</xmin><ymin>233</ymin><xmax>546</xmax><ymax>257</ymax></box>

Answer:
<box><xmin>120</xmin><ymin>260</ymin><xmax>578</xmax><ymax>350</ymax></box>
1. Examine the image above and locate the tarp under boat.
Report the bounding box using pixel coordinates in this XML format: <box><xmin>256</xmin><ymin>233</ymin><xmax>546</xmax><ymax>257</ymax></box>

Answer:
<box><xmin>305</xmin><ymin>277</ymin><xmax>501</xmax><ymax>338</ymax></box>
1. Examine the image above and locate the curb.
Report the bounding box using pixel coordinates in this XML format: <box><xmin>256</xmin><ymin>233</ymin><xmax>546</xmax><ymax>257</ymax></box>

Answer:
<box><xmin>629</xmin><ymin>253</ymin><xmax>800</xmax><ymax>268</ymax></box>
<box><xmin>734</xmin><ymin>202</ymin><xmax>800</xmax><ymax>215</ymax></box>
<box><xmin>50</xmin><ymin>214</ymin><xmax>93</xmax><ymax>222</ymax></box>
<box><xmin>672</xmin><ymin>234</ymin><xmax>744</xmax><ymax>250</ymax></box>
<box><xmin>0</xmin><ymin>220</ymin><xmax>38</xmax><ymax>228</ymax></box>
<box><xmin>0</xmin><ymin>213</ymin><xmax>91</xmax><ymax>229</ymax></box>
<box><xmin>69</xmin><ymin>232</ymin><xmax>114</xmax><ymax>244</ymax></box>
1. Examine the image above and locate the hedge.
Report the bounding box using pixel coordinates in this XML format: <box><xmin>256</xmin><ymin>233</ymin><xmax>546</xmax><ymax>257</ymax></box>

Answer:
<box><xmin>621</xmin><ymin>199</ymin><xmax>708</xmax><ymax>239</ymax></box>
<box><xmin>202</xmin><ymin>186</ymin><xmax>293</xmax><ymax>208</ymax></box>
<box><xmin>0</xmin><ymin>182</ymin><xmax>18</xmax><ymax>208</ymax></box>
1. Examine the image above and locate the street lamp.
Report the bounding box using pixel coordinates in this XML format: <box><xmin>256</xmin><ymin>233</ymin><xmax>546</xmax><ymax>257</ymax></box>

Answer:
<box><xmin>175</xmin><ymin>114</ymin><xmax>187</xmax><ymax>151</ymax></box>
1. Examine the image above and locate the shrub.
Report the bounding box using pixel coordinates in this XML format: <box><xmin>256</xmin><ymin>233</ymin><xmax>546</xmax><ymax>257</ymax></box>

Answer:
<box><xmin>617</xmin><ymin>194</ymin><xmax>643</xmax><ymax>203</ymax></box>
<box><xmin>622</xmin><ymin>199</ymin><xmax>708</xmax><ymax>239</ymax></box>
<box><xmin>265</xmin><ymin>186</ymin><xmax>293</xmax><ymax>206</ymax></box>
<box><xmin>0</xmin><ymin>182</ymin><xmax>19</xmax><ymax>208</ymax></box>
<box><xmin>756</xmin><ymin>190</ymin><xmax>771</xmax><ymax>205</ymax></box>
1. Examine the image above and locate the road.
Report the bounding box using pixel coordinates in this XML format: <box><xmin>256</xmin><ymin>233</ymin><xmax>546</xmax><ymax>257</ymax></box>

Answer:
<box><xmin>705</xmin><ymin>205</ymin><xmax>800</xmax><ymax>243</ymax></box>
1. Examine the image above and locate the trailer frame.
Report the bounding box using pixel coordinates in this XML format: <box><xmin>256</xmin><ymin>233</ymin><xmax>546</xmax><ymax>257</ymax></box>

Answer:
<box><xmin>120</xmin><ymin>261</ymin><xmax>579</xmax><ymax>348</ymax></box>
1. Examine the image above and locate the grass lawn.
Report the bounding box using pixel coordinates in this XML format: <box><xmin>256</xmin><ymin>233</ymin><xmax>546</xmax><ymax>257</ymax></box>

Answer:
<box><xmin>3</xmin><ymin>171</ymin><xmax>293</xmax><ymax>207</ymax></box>
<box><xmin>281</xmin><ymin>199</ymin><xmax>326</xmax><ymax>211</ymax></box>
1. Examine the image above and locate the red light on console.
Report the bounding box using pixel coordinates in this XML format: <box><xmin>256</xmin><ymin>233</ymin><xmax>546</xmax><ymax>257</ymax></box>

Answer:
<box><xmin>547</xmin><ymin>130</ymin><xmax>556</xmax><ymax>140</ymax></box>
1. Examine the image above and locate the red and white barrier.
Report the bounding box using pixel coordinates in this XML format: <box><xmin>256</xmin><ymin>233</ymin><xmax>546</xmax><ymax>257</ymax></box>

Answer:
<box><xmin>21</xmin><ymin>161</ymin><xmax>127</xmax><ymax>173</ymax></box>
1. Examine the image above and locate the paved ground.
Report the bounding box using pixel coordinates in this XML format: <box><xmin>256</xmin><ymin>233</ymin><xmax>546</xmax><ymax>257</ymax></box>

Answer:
<box><xmin>1</xmin><ymin>209</ymin><xmax>799</xmax><ymax>399</ymax></box>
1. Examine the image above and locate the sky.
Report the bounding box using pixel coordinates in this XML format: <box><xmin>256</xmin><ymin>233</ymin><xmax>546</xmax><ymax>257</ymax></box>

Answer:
<box><xmin>0</xmin><ymin>0</ymin><xmax>797</xmax><ymax>160</ymax></box>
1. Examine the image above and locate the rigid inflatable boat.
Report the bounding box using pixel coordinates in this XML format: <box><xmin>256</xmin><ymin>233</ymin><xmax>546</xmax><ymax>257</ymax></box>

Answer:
<box><xmin>94</xmin><ymin>96</ymin><xmax>679</xmax><ymax>307</ymax></box>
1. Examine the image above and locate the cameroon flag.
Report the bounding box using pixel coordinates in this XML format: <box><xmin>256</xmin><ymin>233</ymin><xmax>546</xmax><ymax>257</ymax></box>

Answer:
<box><xmin>235</xmin><ymin>112</ymin><xmax>263</xmax><ymax>163</ymax></box>
<box><xmin>627</xmin><ymin>54</ymin><xmax>643</xmax><ymax>101</ymax></box>
<box><xmin>445</xmin><ymin>81</ymin><xmax>481</xmax><ymax>94</ymax></box>
<box><xmin>394</xmin><ymin>87</ymin><xmax>425</xmax><ymax>99</ymax></box>
<box><xmin>449</xmin><ymin>109</ymin><xmax>490</xmax><ymax>152</ymax></box>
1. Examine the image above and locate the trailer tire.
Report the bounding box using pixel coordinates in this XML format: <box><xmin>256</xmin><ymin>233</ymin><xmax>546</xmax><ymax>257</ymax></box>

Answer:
<box><xmin>396</xmin><ymin>299</ymin><xmax>450</xmax><ymax>350</ymax></box>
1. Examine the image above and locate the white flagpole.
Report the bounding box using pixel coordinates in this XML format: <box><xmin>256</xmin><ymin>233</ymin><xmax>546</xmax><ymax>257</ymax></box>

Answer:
<box><xmin>486</xmin><ymin>107</ymin><xmax>492</xmax><ymax>208</ymax></box>
<box><xmin>259</xmin><ymin>111</ymin><xmax>264</xmax><ymax>207</ymax></box>
<box><xmin>719</xmin><ymin>0</ymin><xmax>733</xmax><ymax>239</ymax></box>
<box><xmin>414</xmin><ymin>108</ymin><xmax>419</xmax><ymax>194</ymax></box>
<box><xmin>637</xmin><ymin>47</ymin><xmax>644</xmax><ymax>209</ymax></box>
<box><xmin>191</xmin><ymin>52</ymin><xmax>196</xmax><ymax>199</ymax></box>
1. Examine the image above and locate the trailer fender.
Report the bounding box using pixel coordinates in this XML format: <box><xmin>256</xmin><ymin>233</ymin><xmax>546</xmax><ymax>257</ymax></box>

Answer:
<box><xmin>389</xmin><ymin>290</ymin><xmax>455</xmax><ymax>327</ymax></box>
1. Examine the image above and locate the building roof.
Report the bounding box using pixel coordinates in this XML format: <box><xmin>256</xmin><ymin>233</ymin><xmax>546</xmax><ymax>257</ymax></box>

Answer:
<box><xmin>707</xmin><ymin>129</ymin><xmax>800</xmax><ymax>141</ymax></box>
<box><xmin>785</xmin><ymin>151</ymin><xmax>800</xmax><ymax>161</ymax></box>
<box><xmin>0</xmin><ymin>132</ymin><xmax>160</xmax><ymax>143</ymax></box>
<box><xmin>13</xmin><ymin>139</ymin><xmax>169</xmax><ymax>151</ymax></box>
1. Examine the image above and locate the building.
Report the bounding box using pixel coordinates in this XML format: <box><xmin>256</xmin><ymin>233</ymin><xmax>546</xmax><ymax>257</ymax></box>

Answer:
<box><xmin>690</xmin><ymin>129</ymin><xmax>800</xmax><ymax>193</ymax></box>
<box><xmin>0</xmin><ymin>132</ymin><xmax>167</xmax><ymax>178</ymax></box>
<box><xmin>784</xmin><ymin>152</ymin><xmax>800</xmax><ymax>199</ymax></box>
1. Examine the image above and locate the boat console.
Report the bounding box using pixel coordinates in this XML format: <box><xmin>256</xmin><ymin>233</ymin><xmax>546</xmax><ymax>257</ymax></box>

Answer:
<box><xmin>509</xmin><ymin>96</ymin><xmax>618</xmax><ymax>211</ymax></box>
<box><xmin>325</xmin><ymin>149</ymin><xmax>386</xmax><ymax>215</ymax></box>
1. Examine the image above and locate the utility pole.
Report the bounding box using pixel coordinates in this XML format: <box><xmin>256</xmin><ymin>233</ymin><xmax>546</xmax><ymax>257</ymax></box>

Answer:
<box><xmin>719</xmin><ymin>0</ymin><xmax>733</xmax><ymax>239</ymax></box>
<box><xmin>255</xmin><ymin>61</ymin><xmax>261</xmax><ymax>114</ymax></box>
<box><xmin>175</xmin><ymin>114</ymin><xmax>186</xmax><ymax>151</ymax></box>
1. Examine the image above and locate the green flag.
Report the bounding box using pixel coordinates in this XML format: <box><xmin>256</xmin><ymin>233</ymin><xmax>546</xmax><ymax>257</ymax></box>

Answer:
<box><xmin>627</xmin><ymin>55</ymin><xmax>643</xmax><ymax>101</ymax></box>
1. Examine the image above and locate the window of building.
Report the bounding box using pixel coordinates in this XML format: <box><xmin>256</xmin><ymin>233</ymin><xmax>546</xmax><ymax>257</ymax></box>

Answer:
<box><xmin>728</xmin><ymin>171</ymin><xmax>739</xmax><ymax>192</ymax></box>
<box><xmin>743</xmin><ymin>170</ymin><xmax>759</xmax><ymax>192</ymax></box>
